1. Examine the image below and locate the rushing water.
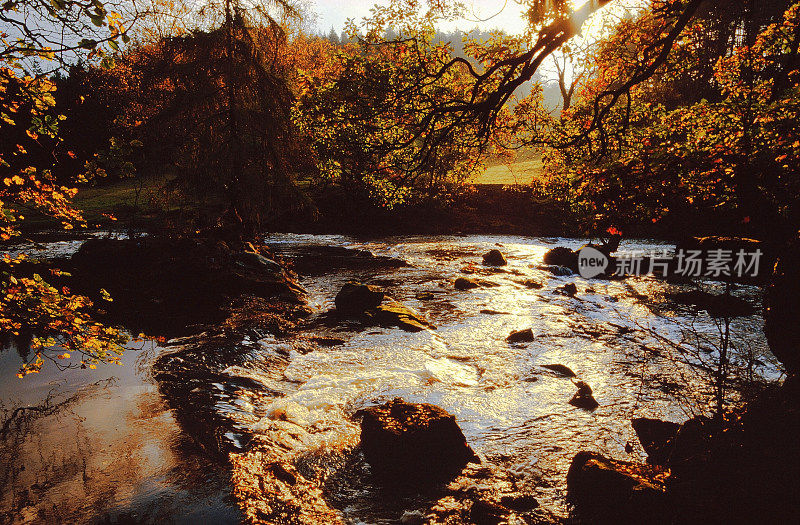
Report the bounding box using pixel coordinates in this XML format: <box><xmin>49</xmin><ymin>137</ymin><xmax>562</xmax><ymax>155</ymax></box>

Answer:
<box><xmin>0</xmin><ymin>233</ymin><xmax>779</xmax><ymax>524</ymax></box>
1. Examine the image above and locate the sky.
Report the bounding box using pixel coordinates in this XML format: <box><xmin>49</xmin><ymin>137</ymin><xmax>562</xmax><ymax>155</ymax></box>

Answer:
<box><xmin>308</xmin><ymin>0</ymin><xmax>530</xmax><ymax>35</ymax></box>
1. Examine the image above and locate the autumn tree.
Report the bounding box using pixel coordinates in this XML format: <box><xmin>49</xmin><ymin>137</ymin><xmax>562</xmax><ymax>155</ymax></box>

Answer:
<box><xmin>538</xmin><ymin>0</ymin><xmax>800</xmax><ymax>237</ymax></box>
<box><xmin>91</xmin><ymin>1</ymin><xmax>312</xmax><ymax>239</ymax></box>
<box><xmin>293</xmin><ymin>1</ymin><xmax>549</xmax><ymax>208</ymax></box>
<box><xmin>1</xmin><ymin>0</ymin><xmax>133</xmax><ymax>375</ymax></box>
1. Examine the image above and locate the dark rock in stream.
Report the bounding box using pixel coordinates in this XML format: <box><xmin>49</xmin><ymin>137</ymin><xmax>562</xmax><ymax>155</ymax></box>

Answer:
<box><xmin>331</xmin><ymin>283</ymin><xmax>432</xmax><ymax>332</ymax></box>
<box><xmin>567</xmin><ymin>451</ymin><xmax>671</xmax><ymax>524</ymax></box>
<box><xmin>482</xmin><ymin>249</ymin><xmax>508</xmax><ymax>266</ymax></box>
<box><xmin>455</xmin><ymin>277</ymin><xmax>480</xmax><ymax>290</ymax></box>
<box><xmin>569</xmin><ymin>381</ymin><xmax>599</xmax><ymax>410</ymax></box>
<box><xmin>357</xmin><ymin>398</ymin><xmax>478</xmax><ymax>485</ymax></box>
<box><xmin>335</xmin><ymin>282</ymin><xmax>385</xmax><ymax>314</ymax></box>
<box><xmin>517</xmin><ymin>279</ymin><xmax>543</xmax><ymax>289</ymax></box>
<box><xmin>308</xmin><ymin>335</ymin><xmax>347</xmax><ymax>347</ymax></box>
<box><xmin>370</xmin><ymin>299</ymin><xmax>432</xmax><ymax>332</ymax></box>
<box><xmin>506</xmin><ymin>328</ymin><xmax>534</xmax><ymax>343</ymax></box>
<box><xmin>631</xmin><ymin>418</ymin><xmax>681</xmax><ymax>466</ymax></box>
<box><xmin>543</xmin><ymin>246</ymin><xmax>578</xmax><ymax>271</ymax></box>
<box><xmin>539</xmin><ymin>264</ymin><xmax>575</xmax><ymax>276</ymax></box>
<box><xmin>540</xmin><ymin>364</ymin><xmax>577</xmax><ymax>377</ymax></box>
<box><xmin>283</xmin><ymin>245</ymin><xmax>409</xmax><ymax>276</ymax></box>
<box><xmin>555</xmin><ymin>283</ymin><xmax>578</xmax><ymax>297</ymax></box>
<box><xmin>68</xmin><ymin>237</ymin><xmax>306</xmax><ymax>337</ymax></box>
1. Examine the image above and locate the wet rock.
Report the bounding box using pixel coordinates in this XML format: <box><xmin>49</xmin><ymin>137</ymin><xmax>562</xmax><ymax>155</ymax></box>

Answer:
<box><xmin>482</xmin><ymin>249</ymin><xmax>508</xmax><ymax>266</ymax></box>
<box><xmin>668</xmin><ymin>289</ymin><xmax>753</xmax><ymax>318</ymax></box>
<box><xmin>540</xmin><ymin>364</ymin><xmax>577</xmax><ymax>377</ymax></box>
<box><xmin>69</xmin><ymin>237</ymin><xmax>307</xmax><ymax>337</ymax></box>
<box><xmin>506</xmin><ymin>328</ymin><xmax>534</xmax><ymax>343</ymax></box>
<box><xmin>357</xmin><ymin>398</ymin><xmax>477</xmax><ymax>484</ymax></box>
<box><xmin>567</xmin><ymin>451</ymin><xmax>671</xmax><ymax>524</ymax></box>
<box><xmin>555</xmin><ymin>283</ymin><xmax>578</xmax><ymax>297</ymax></box>
<box><xmin>631</xmin><ymin>418</ymin><xmax>681</xmax><ymax>466</ymax></box>
<box><xmin>455</xmin><ymin>277</ymin><xmax>480</xmax><ymax>290</ymax></box>
<box><xmin>543</xmin><ymin>246</ymin><xmax>578</xmax><ymax>271</ymax></box>
<box><xmin>499</xmin><ymin>494</ymin><xmax>539</xmax><ymax>512</ymax></box>
<box><xmin>518</xmin><ymin>279</ymin><xmax>543</xmax><ymax>289</ymax></box>
<box><xmin>480</xmin><ymin>309</ymin><xmax>509</xmax><ymax>315</ymax></box>
<box><xmin>469</xmin><ymin>500</ymin><xmax>509</xmax><ymax>525</ymax></box>
<box><xmin>765</xmin><ymin>234</ymin><xmax>800</xmax><ymax>375</ymax></box>
<box><xmin>335</xmin><ymin>282</ymin><xmax>385</xmax><ymax>315</ymax></box>
<box><xmin>371</xmin><ymin>299</ymin><xmax>432</xmax><ymax>332</ymax></box>
<box><xmin>287</xmin><ymin>245</ymin><xmax>408</xmax><ymax>276</ymax></box>
<box><xmin>569</xmin><ymin>381</ymin><xmax>599</xmax><ymax>410</ymax></box>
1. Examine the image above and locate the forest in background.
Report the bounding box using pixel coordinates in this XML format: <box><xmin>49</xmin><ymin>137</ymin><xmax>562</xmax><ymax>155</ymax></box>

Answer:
<box><xmin>4</xmin><ymin>0</ymin><xmax>799</xmax><ymax>242</ymax></box>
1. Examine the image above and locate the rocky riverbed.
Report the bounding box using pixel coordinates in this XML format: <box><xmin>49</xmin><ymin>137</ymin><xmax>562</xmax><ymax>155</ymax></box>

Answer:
<box><xmin>0</xmin><ymin>233</ymin><xmax>784</xmax><ymax>524</ymax></box>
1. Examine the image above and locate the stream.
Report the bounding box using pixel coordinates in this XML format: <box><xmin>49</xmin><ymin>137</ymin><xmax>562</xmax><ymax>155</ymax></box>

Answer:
<box><xmin>0</xmin><ymin>233</ymin><xmax>779</xmax><ymax>524</ymax></box>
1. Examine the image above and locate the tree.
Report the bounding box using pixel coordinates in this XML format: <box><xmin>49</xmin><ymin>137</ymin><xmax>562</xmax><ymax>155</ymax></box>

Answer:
<box><xmin>84</xmin><ymin>1</ymin><xmax>311</xmax><ymax>239</ymax></box>
<box><xmin>293</xmin><ymin>2</ymin><xmax>547</xmax><ymax>208</ymax></box>
<box><xmin>537</xmin><ymin>1</ymin><xmax>800</xmax><ymax>238</ymax></box>
<box><xmin>1</xmin><ymin>0</ymin><xmax>132</xmax><ymax>376</ymax></box>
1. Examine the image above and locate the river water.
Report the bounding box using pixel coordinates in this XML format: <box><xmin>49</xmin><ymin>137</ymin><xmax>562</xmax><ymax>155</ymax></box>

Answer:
<box><xmin>0</xmin><ymin>234</ymin><xmax>779</xmax><ymax>524</ymax></box>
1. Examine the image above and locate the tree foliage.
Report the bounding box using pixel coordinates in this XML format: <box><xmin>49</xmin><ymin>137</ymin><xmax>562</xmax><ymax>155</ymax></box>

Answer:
<box><xmin>293</xmin><ymin>1</ymin><xmax>548</xmax><ymax>207</ymax></box>
<box><xmin>1</xmin><ymin>0</ymin><xmax>131</xmax><ymax>376</ymax></box>
<box><xmin>538</xmin><ymin>0</ymin><xmax>800</xmax><ymax>237</ymax></box>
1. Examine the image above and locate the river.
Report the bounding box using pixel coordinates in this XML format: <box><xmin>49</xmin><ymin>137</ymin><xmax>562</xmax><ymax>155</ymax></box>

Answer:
<box><xmin>0</xmin><ymin>234</ymin><xmax>778</xmax><ymax>524</ymax></box>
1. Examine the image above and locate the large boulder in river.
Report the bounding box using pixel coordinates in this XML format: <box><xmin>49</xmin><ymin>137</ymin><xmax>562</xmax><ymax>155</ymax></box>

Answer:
<box><xmin>335</xmin><ymin>282</ymin><xmax>385</xmax><ymax>315</ymax></box>
<box><xmin>68</xmin><ymin>237</ymin><xmax>307</xmax><ymax>337</ymax></box>
<box><xmin>765</xmin><ymin>234</ymin><xmax>800</xmax><ymax>376</ymax></box>
<box><xmin>455</xmin><ymin>277</ymin><xmax>480</xmax><ymax>290</ymax></box>
<box><xmin>567</xmin><ymin>451</ymin><xmax>671</xmax><ymax>524</ymax></box>
<box><xmin>631</xmin><ymin>418</ymin><xmax>681</xmax><ymax>466</ymax></box>
<box><xmin>482</xmin><ymin>249</ymin><xmax>507</xmax><ymax>266</ymax></box>
<box><xmin>357</xmin><ymin>398</ymin><xmax>477</xmax><ymax>485</ymax></box>
<box><xmin>542</xmin><ymin>246</ymin><xmax>578</xmax><ymax>272</ymax></box>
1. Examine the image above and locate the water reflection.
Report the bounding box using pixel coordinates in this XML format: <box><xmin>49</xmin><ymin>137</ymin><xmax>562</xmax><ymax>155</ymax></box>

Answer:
<box><xmin>0</xmin><ymin>340</ymin><xmax>241</xmax><ymax>525</ymax></box>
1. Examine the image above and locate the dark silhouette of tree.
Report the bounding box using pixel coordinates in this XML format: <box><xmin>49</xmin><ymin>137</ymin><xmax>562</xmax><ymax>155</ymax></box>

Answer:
<box><xmin>110</xmin><ymin>1</ymin><xmax>312</xmax><ymax>240</ymax></box>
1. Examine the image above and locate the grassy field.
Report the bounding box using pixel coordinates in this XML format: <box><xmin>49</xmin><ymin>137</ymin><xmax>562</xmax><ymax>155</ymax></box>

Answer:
<box><xmin>471</xmin><ymin>158</ymin><xmax>544</xmax><ymax>185</ymax></box>
<box><xmin>18</xmin><ymin>161</ymin><xmax>544</xmax><ymax>233</ymax></box>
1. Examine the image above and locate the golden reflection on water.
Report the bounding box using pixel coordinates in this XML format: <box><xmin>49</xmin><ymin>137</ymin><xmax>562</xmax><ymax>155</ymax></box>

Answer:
<box><xmin>0</xmin><ymin>345</ymin><xmax>240</xmax><ymax>524</ymax></box>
